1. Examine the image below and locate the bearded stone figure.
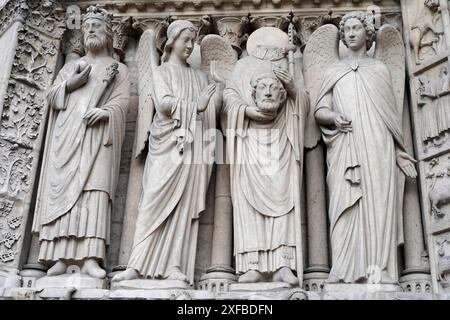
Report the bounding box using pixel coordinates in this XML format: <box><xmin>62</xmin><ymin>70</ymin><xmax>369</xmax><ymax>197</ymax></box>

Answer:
<box><xmin>223</xmin><ymin>27</ymin><xmax>308</xmax><ymax>286</ymax></box>
<box><xmin>112</xmin><ymin>20</ymin><xmax>219</xmax><ymax>285</ymax></box>
<box><xmin>310</xmin><ymin>12</ymin><xmax>417</xmax><ymax>285</ymax></box>
<box><xmin>32</xmin><ymin>6</ymin><xmax>130</xmax><ymax>279</ymax></box>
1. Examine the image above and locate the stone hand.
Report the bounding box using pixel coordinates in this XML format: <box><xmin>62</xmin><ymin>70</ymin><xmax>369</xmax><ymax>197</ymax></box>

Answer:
<box><xmin>335</xmin><ymin>114</ymin><xmax>352</xmax><ymax>133</ymax></box>
<box><xmin>210</xmin><ymin>60</ymin><xmax>225</xmax><ymax>84</ymax></box>
<box><xmin>245</xmin><ymin>106</ymin><xmax>277</xmax><ymax>122</ymax></box>
<box><xmin>83</xmin><ymin>108</ymin><xmax>109</xmax><ymax>126</ymax></box>
<box><xmin>66</xmin><ymin>62</ymin><xmax>91</xmax><ymax>93</ymax></box>
<box><xmin>198</xmin><ymin>84</ymin><xmax>216</xmax><ymax>113</ymax></box>
<box><xmin>273</xmin><ymin>67</ymin><xmax>296</xmax><ymax>95</ymax></box>
<box><xmin>396</xmin><ymin>151</ymin><xmax>418</xmax><ymax>179</ymax></box>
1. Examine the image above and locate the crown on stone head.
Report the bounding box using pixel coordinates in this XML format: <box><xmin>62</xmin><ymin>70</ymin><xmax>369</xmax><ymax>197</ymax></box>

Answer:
<box><xmin>82</xmin><ymin>6</ymin><xmax>113</xmax><ymax>26</ymax></box>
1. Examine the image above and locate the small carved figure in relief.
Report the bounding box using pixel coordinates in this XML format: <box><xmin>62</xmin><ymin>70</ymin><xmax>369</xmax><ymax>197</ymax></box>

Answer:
<box><xmin>410</xmin><ymin>0</ymin><xmax>445</xmax><ymax>64</ymax></box>
<box><xmin>308</xmin><ymin>12</ymin><xmax>416</xmax><ymax>285</ymax></box>
<box><xmin>223</xmin><ymin>27</ymin><xmax>308</xmax><ymax>286</ymax></box>
<box><xmin>112</xmin><ymin>20</ymin><xmax>228</xmax><ymax>285</ymax></box>
<box><xmin>436</xmin><ymin>67</ymin><xmax>450</xmax><ymax>135</ymax></box>
<box><xmin>417</xmin><ymin>75</ymin><xmax>440</xmax><ymax>146</ymax></box>
<box><xmin>32</xmin><ymin>6</ymin><xmax>130</xmax><ymax>278</ymax></box>
<box><xmin>429</xmin><ymin>178</ymin><xmax>450</xmax><ymax>218</ymax></box>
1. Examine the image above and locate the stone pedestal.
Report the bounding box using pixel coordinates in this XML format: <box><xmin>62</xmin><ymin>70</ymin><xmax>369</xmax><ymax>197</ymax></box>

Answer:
<box><xmin>111</xmin><ymin>279</ymin><xmax>192</xmax><ymax>290</ymax></box>
<box><xmin>0</xmin><ymin>267</ymin><xmax>21</xmax><ymax>289</ymax></box>
<box><xmin>323</xmin><ymin>283</ymin><xmax>403</xmax><ymax>300</ymax></box>
<box><xmin>217</xmin><ymin>282</ymin><xmax>307</xmax><ymax>300</ymax></box>
<box><xmin>303</xmin><ymin>269</ymin><xmax>329</xmax><ymax>292</ymax></box>
<box><xmin>19</xmin><ymin>264</ymin><xmax>46</xmax><ymax>289</ymax></box>
<box><xmin>35</xmin><ymin>274</ymin><xmax>108</xmax><ymax>291</ymax></box>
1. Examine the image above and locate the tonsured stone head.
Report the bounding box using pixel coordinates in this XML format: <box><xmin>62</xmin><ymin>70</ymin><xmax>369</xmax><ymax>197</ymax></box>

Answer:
<box><xmin>340</xmin><ymin>11</ymin><xmax>375</xmax><ymax>51</ymax></box>
<box><xmin>162</xmin><ymin>20</ymin><xmax>197</xmax><ymax>62</ymax></box>
<box><xmin>82</xmin><ymin>6</ymin><xmax>113</xmax><ymax>54</ymax></box>
<box><xmin>251</xmin><ymin>70</ymin><xmax>286</xmax><ymax>114</ymax></box>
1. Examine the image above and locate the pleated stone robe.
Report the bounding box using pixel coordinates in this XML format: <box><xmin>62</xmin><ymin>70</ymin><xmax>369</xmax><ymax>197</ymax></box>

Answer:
<box><xmin>126</xmin><ymin>63</ymin><xmax>216</xmax><ymax>285</ymax></box>
<box><xmin>315</xmin><ymin>58</ymin><xmax>407</xmax><ymax>283</ymax></box>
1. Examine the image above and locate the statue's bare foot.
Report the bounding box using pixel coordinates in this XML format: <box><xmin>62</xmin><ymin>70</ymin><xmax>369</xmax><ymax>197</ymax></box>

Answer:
<box><xmin>273</xmin><ymin>267</ymin><xmax>299</xmax><ymax>286</ymax></box>
<box><xmin>238</xmin><ymin>270</ymin><xmax>264</xmax><ymax>283</ymax></box>
<box><xmin>166</xmin><ymin>267</ymin><xmax>188</xmax><ymax>282</ymax></box>
<box><xmin>111</xmin><ymin>268</ymin><xmax>139</xmax><ymax>282</ymax></box>
<box><xmin>81</xmin><ymin>258</ymin><xmax>106</xmax><ymax>279</ymax></box>
<box><xmin>47</xmin><ymin>260</ymin><xmax>67</xmax><ymax>276</ymax></box>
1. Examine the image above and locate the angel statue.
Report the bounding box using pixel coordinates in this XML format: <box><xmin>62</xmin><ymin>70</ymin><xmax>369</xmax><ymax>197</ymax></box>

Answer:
<box><xmin>223</xmin><ymin>27</ymin><xmax>309</xmax><ymax>286</ymax></box>
<box><xmin>32</xmin><ymin>6</ymin><xmax>130</xmax><ymax>279</ymax></box>
<box><xmin>112</xmin><ymin>20</ymin><xmax>228</xmax><ymax>285</ymax></box>
<box><xmin>304</xmin><ymin>11</ymin><xmax>417</xmax><ymax>285</ymax></box>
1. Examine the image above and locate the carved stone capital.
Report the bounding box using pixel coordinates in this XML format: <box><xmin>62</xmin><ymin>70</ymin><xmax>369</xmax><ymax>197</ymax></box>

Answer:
<box><xmin>112</xmin><ymin>16</ymin><xmax>132</xmax><ymax>61</ymax></box>
<box><xmin>250</xmin><ymin>15</ymin><xmax>291</xmax><ymax>31</ymax></box>
<box><xmin>132</xmin><ymin>16</ymin><xmax>172</xmax><ymax>53</ymax></box>
<box><xmin>215</xmin><ymin>16</ymin><xmax>249</xmax><ymax>54</ymax></box>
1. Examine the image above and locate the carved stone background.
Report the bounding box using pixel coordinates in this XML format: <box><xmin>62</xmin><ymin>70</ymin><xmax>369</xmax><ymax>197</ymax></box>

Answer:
<box><xmin>0</xmin><ymin>0</ymin><xmax>65</xmax><ymax>274</ymax></box>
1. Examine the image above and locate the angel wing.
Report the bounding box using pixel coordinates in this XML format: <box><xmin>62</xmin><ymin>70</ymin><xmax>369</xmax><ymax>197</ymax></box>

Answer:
<box><xmin>200</xmin><ymin>34</ymin><xmax>238</xmax><ymax>84</ymax></box>
<box><xmin>374</xmin><ymin>24</ymin><xmax>406</xmax><ymax>120</ymax></box>
<box><xmin>134</xmin><ymin>29</ymin><xmax>160</xmax><ymax>159</ymax></box>
<box><xmin>302</xmin><ymin>24</ymin><xmax>340</xmax><ymax>149</ymax></box>
<box><xmin>374</xmin><ymin>24</ymin><xmax>407</xmax><ymax>247</ymax></box>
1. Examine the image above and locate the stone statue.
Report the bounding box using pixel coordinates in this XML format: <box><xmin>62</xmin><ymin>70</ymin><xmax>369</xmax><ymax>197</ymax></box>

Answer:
<box><xmin>223</xmin><ymin>27</ymin><xmax>308</xmax><ymax>286</ymax></box>
<box><xmin>32</xmin><ymin>6</ymin><xmax>130</xmax><ymax>278</ymax></box>
<box><xmin>307</xmin><ymin>12</ymin><xmax>417</xmax><ymax>284</ymax></box>
<box><xmin>417</xmin><ymin>75</ymin><xmax>439</xmax><ymax>145</ymax></box>
<box><xmin>112</xmin><ymin>20</ymin><xmax>225</xmax><ymax>285</ymax></box>
<box><xmin>436</xmin><ymin>67</ymin><xmax>450</xmax><ymax>136</ymax></box>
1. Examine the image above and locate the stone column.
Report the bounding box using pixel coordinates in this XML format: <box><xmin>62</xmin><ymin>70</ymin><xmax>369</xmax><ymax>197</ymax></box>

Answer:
<box><xmin>198</xmin><ymin>16</ymin><xmax>248</xmax><ymax>292</ymax></box>
<box><xmin>0</xmin><ymin>0</ymin><xmax>65</xmax><ymax>288</ymax></box>
<box><xmin>400</xmin><ymin>99</ymin><xmax>431</xmax><ymax>293</ymax></box>
<box><xmin>303</xmin><ymin>143</ymin><xmax>330</xmax><ymax>292</ymax></box>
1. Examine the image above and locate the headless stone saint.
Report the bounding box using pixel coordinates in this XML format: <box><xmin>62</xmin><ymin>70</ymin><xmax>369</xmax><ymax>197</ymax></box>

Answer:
<box><xmin>112</xmin><ymin>20</ymin><xmax>220</xmax><ymax>287</ymax></box>
<box><xmin>32</xmin><ymin>6</ymin><xmax>130</xmax><ymax>281</ymax></box>
<box><xmin>223</xmin><ymin>27</ymin><xmax>308</xmax><ymax>287</ymax></box>
<box><xmin>310</xmin><ymin>12</ymin><xmax>417</xmax><ymax>285</ymax></box>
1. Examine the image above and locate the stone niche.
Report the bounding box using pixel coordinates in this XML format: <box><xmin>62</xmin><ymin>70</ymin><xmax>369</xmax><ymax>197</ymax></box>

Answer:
<box><xmin>0</xmin><ymin>0</ymin><xmax>448</xmax><ymax>300</ymax></box>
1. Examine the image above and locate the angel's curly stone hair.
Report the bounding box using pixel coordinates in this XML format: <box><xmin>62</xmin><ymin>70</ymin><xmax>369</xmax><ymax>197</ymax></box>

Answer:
<box><xmin>339</xmin><ymin>11</ymin><xmax>376</xmax><ymax>50</ymax></box>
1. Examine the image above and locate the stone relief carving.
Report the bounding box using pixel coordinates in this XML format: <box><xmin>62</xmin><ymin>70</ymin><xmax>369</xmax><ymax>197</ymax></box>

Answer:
<box><xmin>311</xmin><ymin>12</ymin><xmax>415</xmax><ymax>285</ymax></box>
<box><xmin>31</xmin><ymin>6</ymin><xmax>130</xmax><ymax>281</ymax></box>
<box><xmin>0</xmin><ymin>198</ymin><xmax>20</xmax><ymax>263</ymax></box>
<box><xmin>0</xmin><ymin>0</ymin><xmax>65</xmax><ymax>271</ymax></box>
<box><xmin>410</xmin><ymin>0</ymin><xmax>445</xmax><ymax>64</ymax></box>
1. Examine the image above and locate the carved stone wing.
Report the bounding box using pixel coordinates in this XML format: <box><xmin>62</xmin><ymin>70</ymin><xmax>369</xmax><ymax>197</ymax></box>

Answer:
<box><xmin>374</xmin><ymin>24</ymin><xmax>406</xmax><ymax>120</ymax></box>
<box><xmin>302</xmin><ymin>24</ymin><xmax>340</xmax><ymax>148</ymax></box>
<box><xmin>200</xmin><ymin>34</ymin><xmax>238</xmax><ymax>83</ymax></box>
<box><xmin>134</xmin><ymin>29</ymin><xmax>160</xmax><ymax>159</ymax></box>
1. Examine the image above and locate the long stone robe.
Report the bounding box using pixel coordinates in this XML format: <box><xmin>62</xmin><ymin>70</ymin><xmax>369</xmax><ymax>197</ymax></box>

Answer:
<box><xmin>315</xmin><ymin>58</ymin><xmax>406</xmax><ymax>283</ymax></box>
<box><xmin>223</xmin><ymin>56</ymin><xmax>307</xmax><ymax>279</ymax></box>
<box><xmin>32</xmin><ymin>57</ymin><xmax>129</xmax><ymax>264</ymax></box>
<box><xmin>127</xmin><ymin>63</ymin><xmax>216</xmax><ymax>285</ymax></box>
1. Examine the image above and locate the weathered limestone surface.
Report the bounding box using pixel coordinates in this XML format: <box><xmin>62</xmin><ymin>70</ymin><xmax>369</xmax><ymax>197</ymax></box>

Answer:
<box><xmin>0</xmin><ymin>0</ymin><xmax>448</xmax><ymax>300</ymax></box>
